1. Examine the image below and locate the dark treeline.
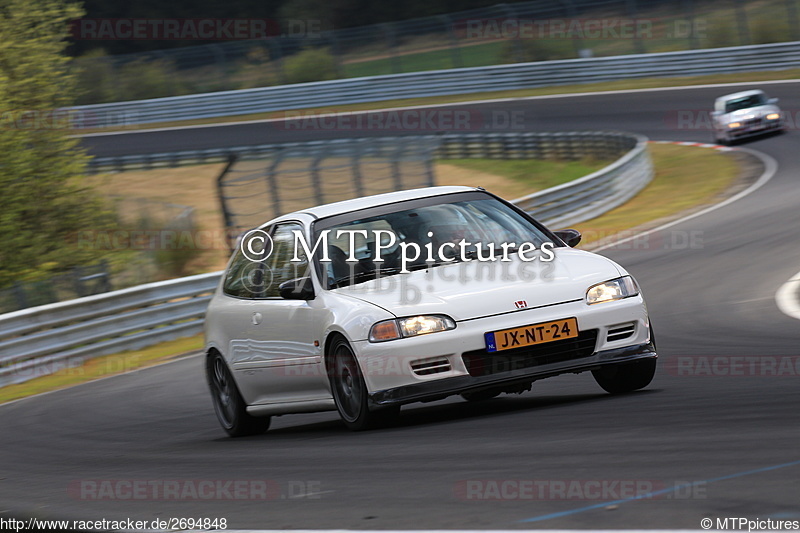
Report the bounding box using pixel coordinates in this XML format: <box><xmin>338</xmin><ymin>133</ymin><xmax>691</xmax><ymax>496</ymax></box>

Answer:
<box><xmin>72</xmin><ymin>0</ymin><xmax>501</xmax><ymax>55</ymax></box>
<box><xmin>71</xmin><ymin>0</ymin><xmax>683</xmax><ymax>56</ymax></box>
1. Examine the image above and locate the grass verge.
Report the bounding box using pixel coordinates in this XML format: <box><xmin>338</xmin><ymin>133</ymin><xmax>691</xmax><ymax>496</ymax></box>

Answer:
<box><xmin>2</xmin><ymin>143</ymin><xmax>740</xmax><ymax>404</ymax></box>
<box><xmin>577</xmin><ymin>143</ymin><xmax>739</xmax><ymax>246</ymax></box>
<box><xmin>0</xmin><ymin>335</ymin><xmax>203</xmax><ymax>405</ymax></box>
<box><xmin>439</xmin><ymin>157</ymin><xmax>611</xmax><ymax>199</ymax></box>
<box><xmin>79</xmin><ymin>69</ymin><xmax>800</xmax><ymax>134</ymax></box>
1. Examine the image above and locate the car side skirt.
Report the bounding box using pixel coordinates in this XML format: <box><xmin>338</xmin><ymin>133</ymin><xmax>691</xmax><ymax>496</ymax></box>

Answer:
<box><xmin>246</xmin><ymin>398</ymin><xmax>336</xmax><ymax>417</ymax></box>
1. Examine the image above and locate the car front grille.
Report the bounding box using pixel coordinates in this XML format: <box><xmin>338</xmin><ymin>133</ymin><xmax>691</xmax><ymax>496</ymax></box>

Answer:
<box><xmin>461</xmin><ymin>329</ymin><xmax>599</xmax><ymax>377</ymax></box>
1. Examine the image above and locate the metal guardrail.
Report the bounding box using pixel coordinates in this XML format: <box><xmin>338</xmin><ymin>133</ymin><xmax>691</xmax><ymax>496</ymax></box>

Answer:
<box><xmin>2</xmin><ymin>131</ymin><xmax>651</xmax><ymax>388</ymax></box>
<box><xmin>512</xmin><ymin>133</ymin><xmax>652</xmax><ymax>228</ymax></box>
<box><xmin>0</xmin><ymin>272</ymin><xmax>220</xmax><ymax>388</ymax></box>
<box><xmin>87</xmin><ymin>131</ymin><xmax>636</xmax><ymax>173</ymax></box>
<box><xmin>73</xmin><ymin>41</ymin><xmax>800</xmax><ymax>128</ymax></box>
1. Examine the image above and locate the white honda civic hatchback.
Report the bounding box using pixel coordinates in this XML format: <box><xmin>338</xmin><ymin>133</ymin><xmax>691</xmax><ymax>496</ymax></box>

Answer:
<box><xmin>205</xmin><ymin>186</ymin><xmax>657</xmax><ymax>436</ymax></box>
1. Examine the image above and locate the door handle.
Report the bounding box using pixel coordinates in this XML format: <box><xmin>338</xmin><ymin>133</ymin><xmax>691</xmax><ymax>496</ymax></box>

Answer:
<box><xmin>252</xmin><ymin>312</ymin><xmax>262</xmax><ymax>325</ymax></box>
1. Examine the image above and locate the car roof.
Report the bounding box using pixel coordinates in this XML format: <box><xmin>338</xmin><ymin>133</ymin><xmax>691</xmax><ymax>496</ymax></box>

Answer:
<box><xmin>716</xmin><ymin>89</ymin><xmax>765</xmax><ymax>103</ymax></box>
<box><xmin>266</xmin><ymin>185</ymin><xmax>481</xmax><ymax>226</ymax></box>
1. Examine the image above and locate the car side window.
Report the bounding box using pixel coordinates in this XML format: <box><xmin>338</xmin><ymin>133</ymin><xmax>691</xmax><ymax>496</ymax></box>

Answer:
<box><xmin>222</xmin><ymin>232</ymin><xmax>269</xmax><ymax>298</ymax></box>
<box><xmin>262</xmin><ymin>223</ymin><xmax>311</xmax><ymax>298</ymax></box>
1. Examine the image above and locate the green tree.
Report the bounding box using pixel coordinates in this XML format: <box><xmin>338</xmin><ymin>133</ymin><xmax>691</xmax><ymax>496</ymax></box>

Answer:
<box><xmin>284</xmin><ymin>47</ymin><xmax>337</xmax><ymax>84</ymax></box>
<box><xmin>0</xmin><ymin>0</ymin><xmax>115</xmax><ymax>288</ymax></box>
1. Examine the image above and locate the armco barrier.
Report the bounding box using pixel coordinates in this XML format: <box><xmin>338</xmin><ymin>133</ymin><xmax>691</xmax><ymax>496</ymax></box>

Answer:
<box><xmin>1</xmin><ymin>132</ymin><xmax>652</xmax><ymax>387</ymax></box>
<box><xmin>71</xmin><ymin>41</ymin><xmax>800</xmax><ymax>128</ymax></box>
<box><xmin>0</xmin><ymin>272</ymin><xmax>220</xmax><ymax>388</ymax></box>
<box><xmin>87</xmin><ymin>131</ymin><xmax>637</xmax><ymax>173</ymax></box>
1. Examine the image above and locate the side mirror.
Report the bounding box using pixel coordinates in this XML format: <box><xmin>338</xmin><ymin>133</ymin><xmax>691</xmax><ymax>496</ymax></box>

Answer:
<box><xmin>554</xmin><ymin>229</ymin><xmax>582</xmax><ymax>248</ymax></box>
<box><xmin>768</xmin><ymin>97</ymin><xmax>779</xmax><ymax>105</ymax></box>
<box><xmin>278</xmin><ymin>277</ymin><xmax>315</xmax><ymax>300</ymax></box>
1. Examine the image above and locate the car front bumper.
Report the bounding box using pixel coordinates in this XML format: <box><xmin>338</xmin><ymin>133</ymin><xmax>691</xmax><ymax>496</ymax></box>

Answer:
<box><xmin>369</xmin><ymin>341</ymin><xmax>656</xmax><ymax>406</ymax></box>
<box><xmin>352</xmin><ymin>295</ymin><xmax>655</xmax><ymax>407</ymax></box>
<box><xmin>728</xmin><ymin>120</ymin><xmax>784</xmax><ymax>139</ymax></box>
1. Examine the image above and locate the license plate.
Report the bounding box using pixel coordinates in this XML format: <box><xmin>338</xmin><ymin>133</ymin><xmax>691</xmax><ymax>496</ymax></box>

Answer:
<box><xmin>484</xmin><ymin>317</ymin><xmax>579</xmax><ymax>353</ymax></box>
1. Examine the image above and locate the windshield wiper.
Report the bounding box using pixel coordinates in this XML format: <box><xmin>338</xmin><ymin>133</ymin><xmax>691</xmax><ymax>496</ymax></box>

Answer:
<box><xmin>462</xmin><ymin>246</ymin><xmax>519</xmax><ymax>260</ymax></box>
<box><xmin>330</xmin><ymin>267</ymin><xmax>404</xmax><ymax>288</ymax></box>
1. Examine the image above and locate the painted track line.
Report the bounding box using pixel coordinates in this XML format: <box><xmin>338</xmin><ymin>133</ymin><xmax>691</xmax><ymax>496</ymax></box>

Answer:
<box><xmin>775</xmin><ymin>269</ymin><xmax>800</xmax><ymax>321</ymax></box>
<box><xmin>521</xmin><ymin>459</ymin><xmax>800</xmax><ymax>523</ymax></box>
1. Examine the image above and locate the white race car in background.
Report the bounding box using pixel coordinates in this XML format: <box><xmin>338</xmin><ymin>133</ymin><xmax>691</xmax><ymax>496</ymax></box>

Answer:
<box><xmin>204</xmin><ymin>186</ymin><xmax>657</xmax><ymax>436</ymax></box>
<box><xmin>712</xmin><ymin>89</ymin><xmax>784</xmax><ymax>144</ymax></box>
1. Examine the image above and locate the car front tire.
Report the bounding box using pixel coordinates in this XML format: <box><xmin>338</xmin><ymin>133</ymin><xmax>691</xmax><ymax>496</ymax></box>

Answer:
<box><xmin>592</xmin><ymin>357</ymin><xmax>657</xmax><ymax>394</ymax></box>
<box><xmin>592</xmin><ymin>324</ymin><xmax>657</xmax><ymax>394</ymax></box>
<box><xmin>461</xmin><ymin>388</ymin><xmax>502</xmax><ymax>402</ymax></box>
<box><xmin>206</xmin><ymin>352</ymin><xmax>271</xmax><ymax>437</ymax></box>
<box><xmin>328</xmin><ymin>336</ymin><xmax>399</xmax><ymax>431</ymax></box>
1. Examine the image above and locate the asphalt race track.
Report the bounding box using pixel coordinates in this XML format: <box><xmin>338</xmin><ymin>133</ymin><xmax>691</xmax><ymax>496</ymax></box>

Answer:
<box><xmin>2</xmin><ymin>82</ymin><xmax>800</xmax><ymax>529</ymax></box>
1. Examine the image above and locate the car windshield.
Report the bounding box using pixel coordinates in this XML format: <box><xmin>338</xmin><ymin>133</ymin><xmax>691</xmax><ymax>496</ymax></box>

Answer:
<box><xmin>313</xmin><ymin>192</ymin><xmax>552</xmax><ymax>289</ymax></box>
<box><xmin>724</xmin><ymin>94</ymin><xmax>766</xmax><ymax>113</ymax></box>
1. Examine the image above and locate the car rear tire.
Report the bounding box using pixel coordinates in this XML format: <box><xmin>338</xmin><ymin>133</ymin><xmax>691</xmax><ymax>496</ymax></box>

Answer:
<box><xmin>206</xmin><ymin>352</ymin><xmax>271</xmax><ymax>437</ymax></box>
<box><xmin>328</xmin><ymin>337</ymin><xmax>398</xmax><ymax>431</ymax></box>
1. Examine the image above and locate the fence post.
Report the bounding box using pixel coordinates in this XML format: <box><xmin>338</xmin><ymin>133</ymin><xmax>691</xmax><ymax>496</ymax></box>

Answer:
<box><xmin>786</xmin><ymin>0</ymin><xmax>800</xmax><ymax>40</ymax></box>
<box><xmin>207</xmin><ymin>44</ymin><xmax>229</xmax><ymax>91</ymax></box>
<box><xmin>266</xmin><ymin>152</ymin><xmax>285</xmax><ymax>219</ymax></box>
<box><xmin>351</xmin><ymin>152</ymin><xmax>365</xmax><ymax>197</ymax></box>
<box><xmin>498</xmin><ymin>4</ymin><xmax>525</xmax><ymax>63</ymax></box>
<box><xmin>268</xmin><ymin>38</ymin><xmax>288</xmax><ymax>85</ymax></box>
<box><xmin>328</xmin><ymin>31</ymin><xmax>345</xmax><ymax>79</ymax></box>
<box><xmin>626</xmin><ymin>0</ymin><xmax>647</xmax><ymax>54</ymax></box>
<box><xmin>557</xmin><ymin>0</ymin><xmax>584</xmax><ymax>58</ymax></box>
<box><xmin>683</xmin><ymin>0</ymin><xmax>698</xmax><ymax>49</ymax></box>
<box><xmin>310</xmin><ymin>152</ymin><xmax>326</xmax><ymax>205</ymax></box>
<box><xmin>382</xmin><ymin>23</ymin><xmax>402</xmax><ymax>74</ymax></box>
<box><xmin>439</xmin><ymin>14</ymin><xmax>463</xmax><ymax>69</ymax></box>
<box><xmin>12</xmin><ymin>283</ymin><xmax>27</xmax><ymax>311</ymax></box>
<box><xmin>734</xmin><ymin>0</ymin><xmax>751</xmax><ymax>45</ymax></box>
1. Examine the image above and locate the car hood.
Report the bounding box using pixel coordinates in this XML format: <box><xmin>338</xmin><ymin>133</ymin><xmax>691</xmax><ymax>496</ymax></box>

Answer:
<box><xmin>720</xmin><ymin>104</ymin><xmax>781</xmax><ymax>121</ymax></box>
<box><xmin>331</xmin><ymin>248</ymin><xmax>623</xmax><ymax>321</ymax></box>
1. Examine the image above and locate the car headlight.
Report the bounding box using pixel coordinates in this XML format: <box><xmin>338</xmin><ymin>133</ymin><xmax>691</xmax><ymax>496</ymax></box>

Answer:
<box><xmin>766</xmin><ymin>113</ymin><xmax>780</xmax><ymax>120</ymax></box>
<box><xmin>586</xmin><ymin>276</ymin><xmax>640</xmax><ymax>305</ymax></box>
<box><xmin>728</xmin><ymin>122</ymin><xmax>741</xmax><ymax>128</ymax></box>
<box><xmin>369</xmin><ymin>315</ymin><xmax>456</xmax><ymax>342</ymax></box>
